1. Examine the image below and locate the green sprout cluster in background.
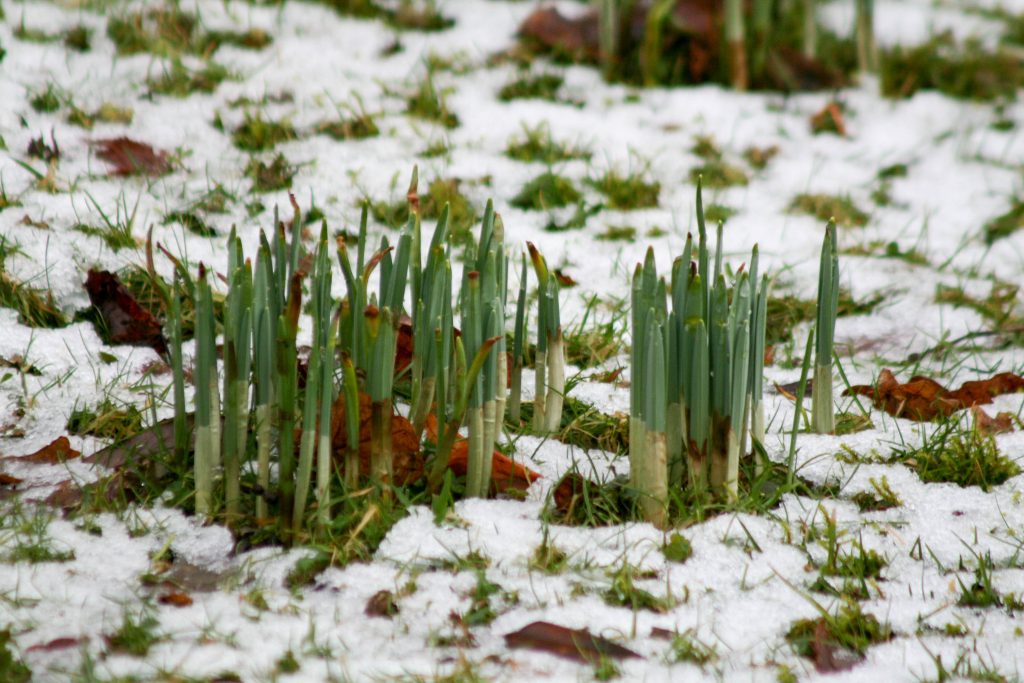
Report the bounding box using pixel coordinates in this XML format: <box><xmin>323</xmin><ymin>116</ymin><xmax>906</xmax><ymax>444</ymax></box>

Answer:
<box><xmin>168</xmin><ymin>169</ymin><xmax>567</xmax><ymax>540</ymax></box>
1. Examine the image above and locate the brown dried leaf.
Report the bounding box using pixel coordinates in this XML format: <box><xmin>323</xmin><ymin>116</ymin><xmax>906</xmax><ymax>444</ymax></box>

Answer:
<box><xmin>26</xmin><ymin>637</ymin><xmax>87</xmax><ymax>652</ymax></box>
<box><xmin>1</xmin><ymin>436</ymin><xmax>80</xmax><ymax>464</ymax></box>
<box><xmin>365</xmin><ymin>590</ymin><xmax>399</xmax><ymax>618</ymax></box>
<box><xmin>85</xmin><ymin>270</ymin><xmax>168</xmax><ymax>356</ymax></box>
<box><xmin>504</xmin><ymin>621</ymin><xmax>640</xmax><ymax>663</ymax></box>
<box><xmin>158</xmin><ymin>590</ymin><xmax>194</xmax><ymax>607</ymax></box>
<box><xmin>0</xmin><ymin>473</ymin><xmax>23</xmax><ymax>486</ymax></box>
<box><xmin>518</xmin><ymin>7</ymin><xmax>600</xmax><ymax>60</ymax></box>
<box><xmin>553</xmin><ymin>269</ymin><xmax>577</xmax><ymax>287</ymax></box>
<box><xmin>971</xmin><ymin>406</ymin><xmax>1015</xmax><ymax>435</ymax></box>
<box><xmin>93</xmin><ymin>137</ymin><xmax>172</xmax><ymax>176</ymax></box>
<box><xmin>810</xmin><ymin>102</ymin><xmax>846</xmax><ymax>136</ymax></box>
<box><xmin>846</xmin><ymin>369</ymin><xmax>1024</xmax><ymax>421</ymax></box>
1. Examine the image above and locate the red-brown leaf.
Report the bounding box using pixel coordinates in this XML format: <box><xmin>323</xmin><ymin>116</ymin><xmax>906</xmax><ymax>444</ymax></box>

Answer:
<box><xmin>27</xmin><ymin>637</ymin><xmax>87</xmax><ymax>652</ymax></box>
<box><xmin>1</xmin><ymin>436</ymin><xmax>80</xmax><ymax>464</ymax></box>
<box><xmin>93</xmin><ymin>137</ymin><xmax>172</xmax><ymax>177</ymax></box>
<box><xmin>846</xmin><ymin>369</ymin><xmax>1024</xmax><ymax>421</ymax></box>
<box><xmin>504</xmin><ymin>621</ymin><xmax>640</xmax><ymax>663</ymax></box>
<box><xmin>971</xmin><ymin>406</ymin><xmax>1015</xmax><ymax>435</ymax></box>
<box><xmin>85</xmin><ymin>270</ymin><xmax>168</xmax><ymax>356</ymax></box>
<box><xmin>157</xmin><ymin>591</ymin><xmax>194</xmax><ymax>607</ymax></box>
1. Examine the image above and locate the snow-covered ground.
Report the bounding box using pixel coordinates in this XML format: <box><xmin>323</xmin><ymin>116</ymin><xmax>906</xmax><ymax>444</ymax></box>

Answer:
<box><xmin>2</xmin><ymin>0</ymin><xmax>1024</xmax><ymax>680</ymax></box>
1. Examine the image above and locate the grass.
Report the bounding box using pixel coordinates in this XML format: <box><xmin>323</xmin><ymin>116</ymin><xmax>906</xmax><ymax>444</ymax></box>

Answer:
<box><xmin>29</xmin><ymin>82</ymin><xmax>63</xmax><ymax>113</ymax></box>
<box><xmin>704</xmin><ymin>203</ymin><xmax>736</xmax><ymax>224</ymax></box>
<box><xmin>842</xmin><ymin>240</ymin><xmax>928</xmax><ymax>266</ymax></box>
<box><xmin>880</xmin><ymin>33</ymin><xmax>1024</xmax><ymax>101</ymax></box>
<box><xmin>667</xmin><ymin>630</ymin><xmax>717</xmax><ymax>665</ymax></box>
<box><xmin>765</xmin><ymin>290</ymin><xmax>884</xmax><ymax>345</ymax></box>
<box><xmin>957</xmin><ymin>551</ymin><xmax>1003</xmax><ymax>609</ymax></box>
<box><xmin>786</xmin><ymin>600</ymin><xmax>893</xmax><ymax>662</ymax></box>
<box><xmin>505</xmin><ymin>123</ymin><xmax>590</xmax><ymax>164</ymax></box>
<box><xmin>510</xmin><ymin>172</ymin><xmax>581</xmax><ymax>211</ymax></box>
<box><xmin>369</xmin><ymin>177</ymin><xmax>478</xmax><ymax>244</ymax></box>
<box><xmin>498</xmin><ymin>71</ymin><xmax>567</xmax><ymax>103</ymax></box>
<box><xmin>0</xmin><ymin>629</ymin><xmax>30</xmax><ymax>683</ymax></box>
<box><xmin>406</xmin><ymin>73</ymin><xmax>459</xmax><ymax>128</ymax></box>
<box><xmin>788</xmin><ymin>193</ymin><xmax>869</xmax><ymax>227</ymax></box>
<box><xmin>245</xmin><ymin>154</ymin><xmax>297</xmax><ymax>193</ymax></box>
<box><xmin>67</xmin><ymin>399</ymin><xmax>144</xmax><ymax>441</ymax></box>
<box><xmin>315</xmin><ymin>109</ymin><xmax>380</xmax><ymax>141</ymax></box>
<box><xmin>0</xmin><ymin>237</ymin><xmax>68</xmax><ymax>328</ymax></box>
<box><xmin>890</xmin><ymin>422</ymin><xmax>1021</xmax><ymax>491</ymax></box>
<box><xmin>983</xmin><ymin>198</ymin><xmax>1024</xmax><ymax>244</ymax></box>
<box><xmin>662</xmin><ymin>533</ymin><xmax>692</xmax><ymax>563</ymax></box>
<box><xmin>107</xmin><ymin>7</ymin><xmax>270</xmax><ymax>58</ymax></box>
<box><xmin>595</xmin><ymin>225</ymin><xmax>636</xmax><ymax>242</ymax></box>
<box><xmin>934</xmin><ymin>280</ymin><xmax>1022</xmax><ymax>342</ymax></box>
<box><xmin>588</xmin><ymin>169</ymin><xmax>660</xmax><ymax>210</ymax></box>
<box><xmin>1</xmin><ymin>504</ymin><xmax>75</xmax><ymax>564</ymax></box>
<box><xmin>232</xmin><ymin>112</ymin><xmax>297</xmax><ymax>151</ymax></box>
<box><xmin>743</xmin><ymin>145</ymin><xmax>779</xmax><ymax>170</ymax></box>
<box><xmin>67</xmin><ymin>103</ymin><xmax>134</xmax><ymax>129</ymax></box>
<box><xmin>148</xmin><ymin>59</ymin><xmax>230</xmax><ymax>97</ymax></box>
<box><xmin>850</xmin><ymin>477</ymin><xmax>901</xmax><ymax>512</ymax></box>
<box><xmin>106</xmin><ymin>609</ymin><xmax>160</xmax><ymax>657</ymax></box>
<box><xmin>689</xmin><ymin>136</ymin><xmax>749</xmax><ymax>188</ymax></box>
<box><xmin>603</xmin><ymin>563</ymin><xmax>672</xmax><ymax>613</ymax></box>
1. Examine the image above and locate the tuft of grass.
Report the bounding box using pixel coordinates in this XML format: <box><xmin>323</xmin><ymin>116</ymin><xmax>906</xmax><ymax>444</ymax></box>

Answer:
<box><xmin>498</xmin><ymin>71</ymin><xmax>565</xmax><ymax>102</ymax></box>
<box><xmin>315</xmin><ymin>112</ymin><xmax>379</xmax><ymax>141</ymax></box>
<box><xmin>842</xmin><ymin>240</ymin><xmax>928</xmax><ymax>266</ymax></box>
<box><xmin>743</xmin><ymin>145</ymin><xmax>779</xmax><ymax>170</ymax></box>
<box><xmin>2</xmin><ymin>505</ymin><xmax>75</xmax><ymax>564</ymax></box>
<box><xmin>505</xmin><ymin>123</ymin><xmax>590</xmax><ymax>165</ymax></box>
<box><xmin>957</xmin><ymin>551</ymin><xmax>1003</xmax><ymax>609</ymax></box>
<box><xmin>595</xmin><ymin>225</ymin><xmax>636</xmax><ymax>242</ymax></box>
<box><xmin>689</xmin><ymin>136</ymin><xmax>749</xmax><ymax>188</ymax></box>
<box><xmin>72</xmin><ymin>222</ymin><xmax>138</xmax><ymax>252</ymax></box>
<box><xmin>29</xmin><ymin>83</ymin><xmax>63</xmax><ymax>113</ymax></box>
<box><xmin>850</xmin><ymin>477</ymin><xmax>901</xmax><ymax>512</ymax></box>
<box><xmin>603</xmin><ymin>563</ymin><xmax>672</xmax><ymax>613</ymax></box>
<box><xmin>788</xmin><ymin>193</ymin><xmax>869</xmax><ymax>227</ymax></box>
<box><xmin>406</xmin><ymin>74</ymin><xmax>459</xmax><ymax>128</ymax></box>
<box><xmin>67</xmin><ymin>399</ymin><xmax>144</xmax><ymax>441</ymax></box>
<box><xmin>786</xmin><ymin>601</ymin><xmax>893</xmax><ymax>662</ymax></box>
<box><xmin>107</xmin><ymin>7</ymin><xmax>200</xmax><ymax>57</ymax></box>
<box><xmin>106</xmin><ymin>610</ymin><xmax>160</xmax><ymax>657</ymax></box>
<box><xmin>510</xmin><ymin>172</ymin><xmax>581</xmax><ymax>211</ymax></box>
<box><xmin>890</xmin><ymin>422</ymin><xmax>1021</xmax><ymax>491</ymax></box>
<box><xmin>765</xmin><ymin>290</ymin><xmax>884</xmax><ymax>345</ymax></box>
<box><xmin>63</xmin><ymin>25</ymin><xmax>92</xmax><ymax>52</ymax></box>
<box><xmin>232</xmin><ymin>112</ymin><xmax>297</xmax><ymax>152</ymax></box>
<box><xmin>148</xmin><ymin>59</ymin><xmax>230</xmax><ymax>97</ymax></box>
<box><xmin>880</xmin><ymin>33</ymin><xmax>1024</xmax><ymax>101</ymax></box>
<box><xmin>704</xmin><ymin>203</ymin><xmax>736</xmax><ymax>224</ymax></box>
<box><xmin>245</xmin><ymin>154</ymin><xmax>297</xmax><ymax>193</ymax></box>
<box><xmin>983</xmin><ymin>198</ymin><xmax>1024</xmax><ymax>244</ymax></box>
<box><xmin>935</xmin><ymin>280</ymin><xmax>1022</xmax><ymax>339</ymax></box>
<box><xmin>369</xmin><ymin>177</ymin><xmax>478</xmax><ymax>244</ymax></box>
<box><xmin>662</xmin><ymin>533</ymin><xmax>692</xmax><ymax>563</ymax></box>
<box><xmin>588</xmin><ymin>170</ymin><xmax>660</xmax><ymax>210</ymax></box>
<box><xmin>67</xmin><ymin>103</ymin><xmax>134</xmax><ymax>129</ymax></box>
<box><xmin>0</xmin><ymin>238</ymin><xmax>67</xmax><ymax>328</ymax></box>
<box><xmin>667</xmin><ymin>630</ymin><xmax>717</xmax><ymax>665</ymax></box>
<box><xmin>0</xmin><ymin>629</ymin><xmax>31</xmax><ymax>683</ymax></box>
<box><xmin>529</xmin><ymin>535</ymin><xmax>568</xmax><ymax>574</ymax></box>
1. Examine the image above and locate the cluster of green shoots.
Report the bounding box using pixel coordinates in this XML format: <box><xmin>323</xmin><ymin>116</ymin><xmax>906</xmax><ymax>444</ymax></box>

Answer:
<box><xmin>169</xmin><ymin>170</ymin><xmax>566</xmax><ymax>537</ymax></box>
<box><xmin>629</xmin><ymin>184</ymin><xmax>839</xmax><ymax>527</ymax></box>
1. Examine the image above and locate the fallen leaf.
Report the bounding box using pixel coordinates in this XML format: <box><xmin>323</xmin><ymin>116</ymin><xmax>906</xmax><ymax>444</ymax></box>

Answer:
<box><xmin>157</xmin><ymin>591</ymin><xmax>193</xmax><ymax>607</ymax></box>
<box><xmin>93</xmin><ymin>137</ymin><xmax>172</xmax><ymax>176</ymax></box>
<box><xmin>518</xmin><ymin>7</ymin><xmax>601</xmax><ymax>61</ymax></box>
<box><xmin>553</xmin><ymin>269</ymin><xmax>577</xmax><ymax>287</ymax></box>
<box><xmin>26</xmin><ymin>637</ymin><xmax>87</xmax><ymax>652</ymax></box>
<box><xmin>448</xmin><ymin>441</ymin><xmax>541</xmax><ymax>495</ymax></box>
<box><xmin>85</xmin><ymin>270</ymin><xmax>168</xmax><ymax>356</ymax></box>
<box><xmin>365</xmin><ymin>590</ymin><xmax>399</xmax><ymax>617</ymax></box>
<box><xmin>774</xmin><ymin>379</ymin><xmax>813</xmax><ymax>401</ymax></box>
<box><xmin>504</xmin><ymin>621</ymin><xmax>640</xmax><ymax>663</ymax></box>
<box><xmin>0</xmin><ymin>473</ymin><xmax>23</xmax><ymax>486</ymax></box>
<box><xmin>1</xmin><ymin>436</ymin><xmax>80</xmax><ymax>464</ymax></box>
<box><xmin>971</xmin><ymin>406</ymin><xmax>1015</xmax><ymax>435</ymax></box>
<box><xmin>846</xmin><ymin>369</ymin><xmax>1024</xmax><ymax>421</ymax></box>
<box><xmin>810</xmin><ymin>619</ymin><xmax>860</xmax><ymax>673</ymax></box>
<box><xmin>810</xmin><ymin>101</ymin><xmax>846</xmax><ymax>136</ymax></box>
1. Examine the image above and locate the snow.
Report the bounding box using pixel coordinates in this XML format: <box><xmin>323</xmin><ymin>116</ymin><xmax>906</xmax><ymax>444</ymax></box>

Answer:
<box><xmin>2</xmin><ymin>0</ymin><xmax>1024</xmax><ymax>680</ymax></box>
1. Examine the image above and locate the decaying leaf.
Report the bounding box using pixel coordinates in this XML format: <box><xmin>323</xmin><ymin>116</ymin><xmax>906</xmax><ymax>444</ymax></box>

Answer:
<box><xmin>26</xmin><ymin>637</ymin><xmax>87</xmax><ymax>652</ymax></box>
<box><xmin>365</xmin><ymin>590</ymin><xmax>399</xmax><ymax>618</ymax></box>
<box><xmin>157</xmin><ymin>590</ymin><xmax>194</xmax><ymax>607</ymax></box>
<box><xmin>845</xmin><ymin>369</ymin><xmax>1024</xmax><ymax>421</ymax></box>
<box><xmin>93</xmin><ymin>137</ymin><xmax>172</xmax><ymax>176</ymax></box>
<box><xmin>0</xmin><ymin>473</ymin><xmax>23</xmax><ymax>486</ymax></box>
<box><xmin>504</xmin><ymin>621</ymin><xmax>640</xmax><ymax>663</ymax></box>
<box><xmin>85</xmin><ymin>270</ymin><xmax>168</xmax><ymax>356</ymax></box>
<box><xmin>810</xmin><ymin>101</ymin><xmax>846</xmax><ymax>136</ymax></box>
<box><xmin>971</xmin><ymin>405</ymin><xmax>1015</xmax><ymax>435</ymax></box>
<box><xmin>0</xmin><ymin>436</ymin><xmax>80</xmax><ymax>464</ymax></box>
<box><xmin>553</xmin><ymin>269</ymin><xmax>577</xmax><ymax>287</ymax></box>
<box><xmin>810</xmin><ymin>620</ymin><xmax>859</xmax><ymax>673</ymax></box>
<box><xmin>518</xmin><ymin>7</ymin><xmax>601</xmax><ymax>60</ymax></box>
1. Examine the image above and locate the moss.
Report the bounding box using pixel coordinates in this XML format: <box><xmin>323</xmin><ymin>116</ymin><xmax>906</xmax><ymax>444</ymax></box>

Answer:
<box><xmin>511</xmin><ymin>172</ymin><xmax>581</xmax><ymax>210</ymax></box>
<box><xmin>788</xmin><ymin>193</ymin><xmax>869</xmax><ymax>227</ymax></box>
<box><xmin>588</xmin><ymin>170</ymin><xmax>660</xmax><ymax>210</ymax></box>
